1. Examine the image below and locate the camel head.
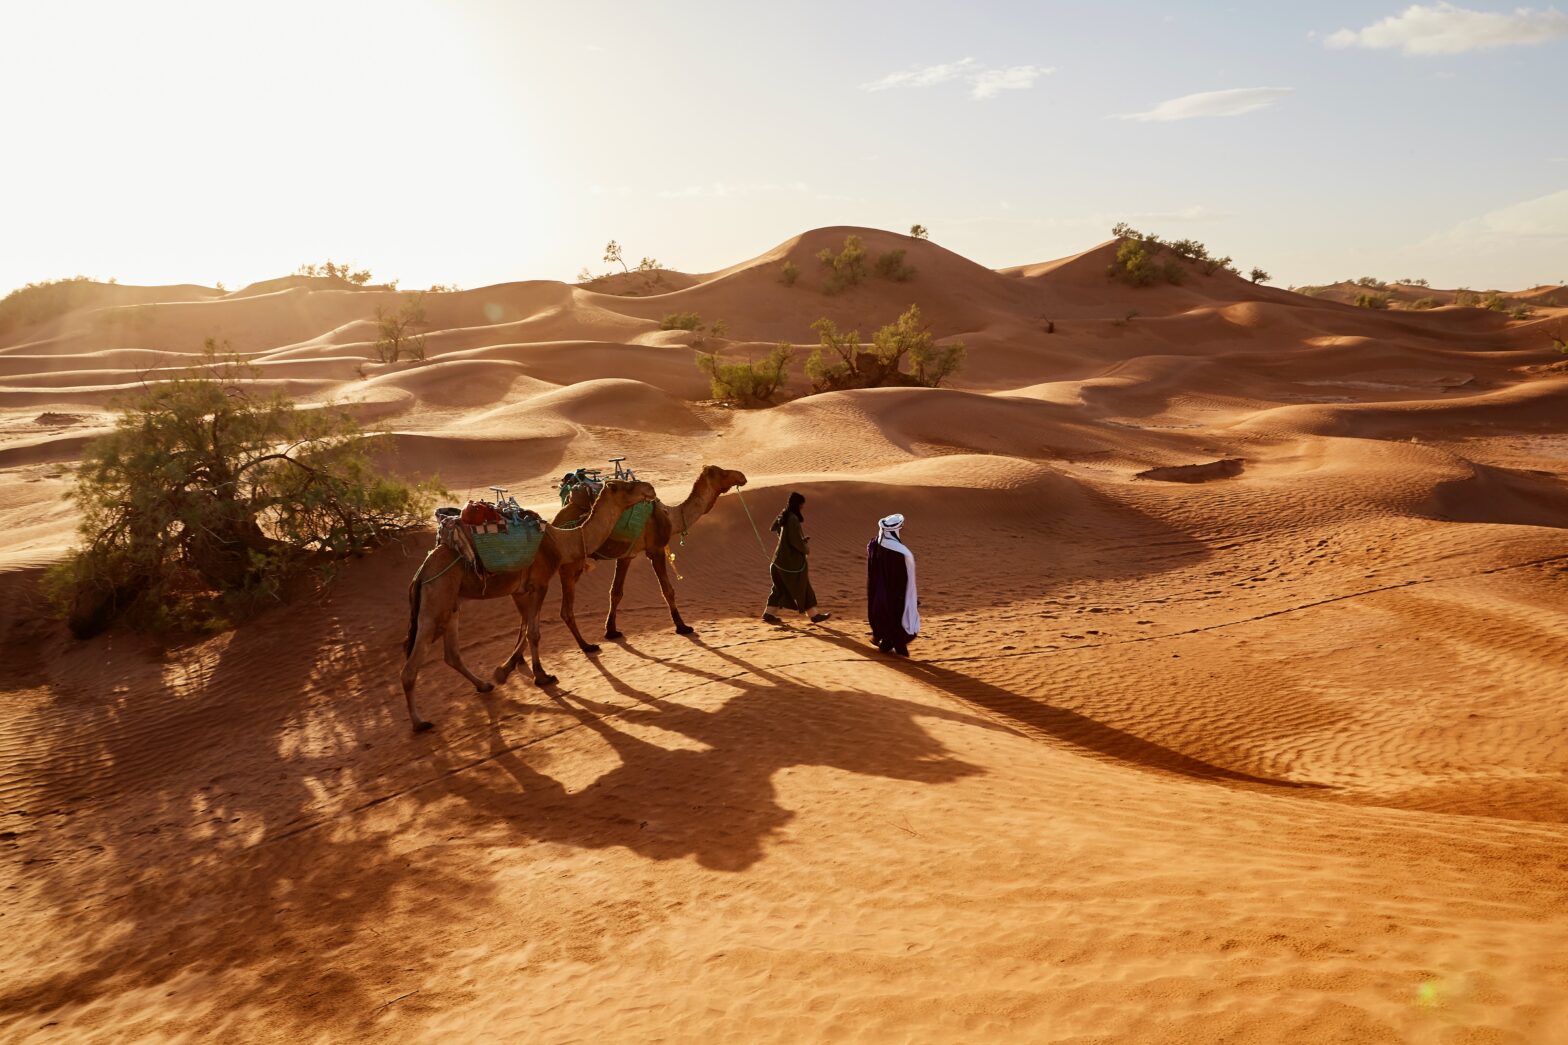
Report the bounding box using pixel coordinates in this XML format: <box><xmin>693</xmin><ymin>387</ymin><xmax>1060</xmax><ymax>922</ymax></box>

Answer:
<box><xmin>700</xmin><ymin>464</ymin><xmax>748</xmax><ymax>494</ymax></box>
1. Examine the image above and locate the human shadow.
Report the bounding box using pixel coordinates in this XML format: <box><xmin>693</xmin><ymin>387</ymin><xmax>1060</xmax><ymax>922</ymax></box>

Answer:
<box><xmin>799</xmin><ymin>626</ymin><xmax>1326</xmax><ymax>791</ymax></box>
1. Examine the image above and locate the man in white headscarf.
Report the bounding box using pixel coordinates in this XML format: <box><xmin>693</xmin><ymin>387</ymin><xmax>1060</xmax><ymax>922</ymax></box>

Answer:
<box><xmin>866</xmin><ymin>513</ymin><xmax>919</xmax><ymax>655</ymax></box>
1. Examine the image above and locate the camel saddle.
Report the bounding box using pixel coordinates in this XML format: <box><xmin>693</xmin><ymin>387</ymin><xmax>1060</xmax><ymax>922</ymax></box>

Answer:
<box><xmin>434</xmin><ymin>504</ymin><xmax>545</xmax><ymax>573</ymax></box>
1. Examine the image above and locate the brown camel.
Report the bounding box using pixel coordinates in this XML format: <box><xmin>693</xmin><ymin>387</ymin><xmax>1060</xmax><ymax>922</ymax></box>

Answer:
<box><xmin>551</xmin><ymin>464</ymin><xmax>748</xmax><ymax>652</ymax></box>
<box><xmin>400</xmin><ymin>478</ymin><xmax>657</xmax><ymax>731</ymax></box>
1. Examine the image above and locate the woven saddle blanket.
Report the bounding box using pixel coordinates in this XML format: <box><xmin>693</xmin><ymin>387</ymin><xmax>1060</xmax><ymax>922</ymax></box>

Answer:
<box><xmin>435</xmin><ymin>506</ymin><xmax>545</xmax><ymax>573</ymax></box>
<box><xmin>555</xmin><ymin>500</ymin><xmax>655</xmax><ymax>559</ymax></box>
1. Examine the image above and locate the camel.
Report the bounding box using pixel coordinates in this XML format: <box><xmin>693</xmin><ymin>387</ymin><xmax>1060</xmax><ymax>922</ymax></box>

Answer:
<box><xmin>400</xmin><ymin>478</ymin><xmax>657</xmax><ymax>731</ymax></box>
<box><xmin>551</xmin><ymin>464</ymin><xmax>748</xmax><ymax>653</ymax></box>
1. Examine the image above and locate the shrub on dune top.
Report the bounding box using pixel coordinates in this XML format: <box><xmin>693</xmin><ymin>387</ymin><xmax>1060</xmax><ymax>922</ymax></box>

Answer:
<box><xmin>805</xmin><ymin>304</ymin><xmax>964</xmax><ymax>392</ymax></box>
<box><xmin>817</xmin><ymin>235</ymin><xmax>869</xmax><ymax>294</ymax></box>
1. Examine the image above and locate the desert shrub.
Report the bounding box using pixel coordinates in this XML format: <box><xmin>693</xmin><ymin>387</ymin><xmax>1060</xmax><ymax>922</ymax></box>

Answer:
<box><xmin>780</xmin><ymin>260</ymin><xmax>799</xmax><ymax>286</ymax></box>
<box><xmin>805</xmin><ymin>317</ymin><xmax>861</xmax><ymax>391</ymax></box>
<box><xmin>1109</xmin><ymin>238</ymin><xmax>1183</xmax><ymax>287</ymax></box>
<box><xmin>1296</xmin><ymin>285</ymin><xmax>1324</xmax><ymax>297</ymax></box>
<box><xmin>1354</xmin><ymin>276</ymin><xmax>1384</xmax><ymax>288</ymax></box>
<box><xmin>1400</xmin><ymin>277</ymin><xmax>1430</xmax><ymax>287</ymax></box>
<box><xmin>696</xmin><ymin>343</ymin><xmax>793</xmax><ymax>406</ymax></box>
<box><xmin>873</xmin><ymin>249</ymin><xmax>916</xmax><ymax>282</ymax></box>
<box><xmin>1453</xmin><ymin>288</ymin><xmax>1478</xmax><ymax>307</ymax></box>
<box><xmin>298</xmin><ymin>260</ymin><xmax>372</xmax><ymax>285</ymax></box>
<box><xmin>1249</xmin><ymin>267</ymin><xmax>1270</xmax><ymax>284</ymax></box>
<box><xmin>817</xmin><ymin>234</ymin><xmax>868</xmax><ymax>294</ymax></box>
<box><xmin>1201</xmin><ymin>255</ymin><xmax>1237</xmax><ymax>276</ymax></box>
<box><xmin>427</xmin><ymin>283</ymin><xmax>461</xmax><ymax>293</ymax></box>
<box><xmin>1481</xmin><ymin>292</ymin><xmax>1509</xmax><ymax>312</ymax></box>
<box><xmin>1410</xmin><ymin>297</ymin><xmax>1438</xmax><ymax>310</ymax></box>
<box><xmin>1551</xmin><ymin>327</ymin><xmax>1568</xmax><ymax>353</ymax></box>
<box><xmin>660</xmin><ymin>311</ymin><xmax>703</xmax><ymax>331</ymax></box>
<box><xmin>0</xmin><ymin>275</ymin><xmax>104</xmax><ymax>334</ymax></box>
<box><xmin>1509</xmin><ymin>303</ymin><xmax>1535</xmax><ymax>320</ymax></box>
<box><xmin>804</xmin><ymin>305</ymin><xmax>962</xmax><ymax>391</ymax></box>
<box><xmin>1355</xmin><ymin>293</ymin><xmax>1390</xmax><ymax>309</ymax></box>
<box><xmin>910</xmin><ymin>224</ymin><xmax>930</xmax><ymax>240</ymax></box>
<box><xmin>374</xmin><ymin>293</ymin><xmax>428</xmax><ymax>362</ymax></box>
<box><xmin>1167</xmin><ymin>238</ymin><xmax>1210</xmax><ymax>261</ymax></box>
<box><xmin>604</xmin><ymin>240</ymin><xmax>626</xmax><ymax>272</ymax></box>
<box><xmin>46</xmin><ymin>344</ymin><xmax>438</xmax><ymax>636</ymax></box>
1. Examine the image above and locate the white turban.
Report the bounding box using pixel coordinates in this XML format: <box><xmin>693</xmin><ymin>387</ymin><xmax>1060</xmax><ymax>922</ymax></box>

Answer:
<box><xmin>878</xmin><ymin>513</ymin><xmax>904</xmax><ymax>538</ymax></box>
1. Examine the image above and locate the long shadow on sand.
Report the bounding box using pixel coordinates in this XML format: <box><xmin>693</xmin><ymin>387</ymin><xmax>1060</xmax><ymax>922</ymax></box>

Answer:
<box><xmin>795</xmin><ymin>626</ymin><xmax>1325</xmax><ymax>791</ymax></box>
<box><xmin>421</xmin><ymin>639</ymin><xmax>1002</xmax><ymax>873</ymax></box>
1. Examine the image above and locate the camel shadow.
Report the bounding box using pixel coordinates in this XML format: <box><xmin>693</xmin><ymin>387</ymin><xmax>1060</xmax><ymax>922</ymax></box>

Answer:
<box><xmin>797</xmin><ymin>626</ymin><xmax>1326</xmax><ymax>791</ymax></box>
<box><xmin>421</xmin><ymin>634</ymin><xmax>1005</xmax><ymax>873</ymax></box>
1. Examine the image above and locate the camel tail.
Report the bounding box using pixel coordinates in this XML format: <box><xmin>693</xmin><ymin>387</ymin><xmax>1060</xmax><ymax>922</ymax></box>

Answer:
<box><xmin>405</xmin><ymin>569</ymin><xmax>424</xmax><ymax>657</ymax></box>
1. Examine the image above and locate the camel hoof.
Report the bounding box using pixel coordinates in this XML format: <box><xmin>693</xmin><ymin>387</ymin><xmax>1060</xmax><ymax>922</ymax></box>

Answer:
<box><xmin>492</xmin><ymin>665</ymin><xmax>509</xmax><ymax>684</ymax></box>
<box><xmin>580</xmin><ymin>644</ymin><xmax>602</xmax><ymax>655</ymax></box>
<box><xmin>604</xmin><ymin>629</ymin><xmax>623</xmax><ymax>641</ymax></box>
<box><xmin>533</xmin><ymin>674</ymin><xmax>559</xmax><ymax>688</ymax></box>
<box><xmin>675</xmin><ymin>624</ymin><xmax>695</xmax><ymax>636</ymax></box>
<box><xmin>413</xmin><ymin>720</ymin><xmax>435</xmax><ymax>733</ymax></box>
<box><xmin>476</xmin><ymin>681</ymin><xmax>494</xmax><ymax>693</ymax></box>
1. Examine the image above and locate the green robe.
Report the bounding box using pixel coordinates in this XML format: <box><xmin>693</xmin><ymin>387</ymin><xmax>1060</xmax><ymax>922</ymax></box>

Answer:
<box><xmin>767</xmin><ymin>511</ymin><xmax>817</xmax><ymax>612</ymax></box>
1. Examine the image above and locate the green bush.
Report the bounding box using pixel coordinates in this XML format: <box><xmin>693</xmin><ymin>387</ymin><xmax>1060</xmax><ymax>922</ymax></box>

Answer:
<box><xmin>1453</xmin><ymin>288</ymin><xmax>1479</xmax><ymax>307</ymax></box>
<box><xmin>298</xmin><ymin>260</ymin><xmax>372</xmax><ymax>284</ymax></box>
<box><xmin>1509</xmin><ymin>303</ymin><xmax>1535</xmax><ymax>320</ymax></box>
<box><xmin>805</xmin><ymin>317</ymin><xmax>861</xmax><ymax>391</ymax></box>
<box><xmin>1249</xmin><ymin>267</ymin><xmax>1270</xmax><ymax>284</ymax></box>
<box><xmin>1354</xmin><ymin>276</ymin><xmax>1384</xmax><ymax>288</ymax></box>
<box><xmin>47</xmin><ymin>343</ymin><xmax>437</xmax><ymax>636</ymax></box>
<box><xmin>696</xmin><ymin>343</ymin><xmax>793</xmax><ymax>405</ymax></box>
<box><xmin>910</xmin><ymin>224</ymin><xmax>929</xmax><ymax>240</ymax></box>
<box><xmin>1410</xmin><ymin>297</ymin><xmax>1438</xmax><ymax>310</ymax></box>
<box><xmin>660</xmin><ymin>311</ymin><xmax>703</xmax><ymax>331</ymax></box>
<box><xmin>874</xmin><ymin>249</ymin><xmax>916</xmax><ymax>282</ymax></box>
<box><xmin>780</xmin><ymin>260</ymin><xmax>799</xmax><ymax>286</ymax></box>
<box><xmin>817</xmin><ymin>234</ymin><xmax>868</xmax><ymax>294</ymax></box>
<box><xmin>1109</xmin><ymin>238</ymin><xmax>1183</xmax><ymax>287</ymax></box>
<box><xmin>804</xmin><ymin>305</ymin><xmax>963</xmax><ymax>392</ymax></box>
<box><xmin>1355</xmin><ymin>293</ymin><xmax>1390</xmax><ymax>309</ymax></box>
<box><xmin>1481</xmin><ymin>292</ymin><xmax>1509</xmax><ymax>312</ymax></box>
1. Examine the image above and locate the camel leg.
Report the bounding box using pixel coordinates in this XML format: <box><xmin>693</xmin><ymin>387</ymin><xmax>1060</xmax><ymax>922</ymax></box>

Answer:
<box><xmin>525</xmin><ymin>583</ymin><xmax>558</xmax><ymax>687</ymax></box>
<box><xmin>442</xmin><ymin>610</ymin><xmax>494</xmax><ymax>694</ymax></box>
<box><xmin>558</xmin><ymin>562</ymin><xmax>601</xmax><ymax>655</ymax></box>
<box><xmin>494</xmin><ymin>592</ymin><xmax>531</xmax><ymax>685</ymax></box>
<box><xmin>603</xmin><ymin>556</ymin><xmax>634</xmax><ymax>640</ymax></box>
<box><xmin>647</xmin><ymin>549</ymin><xmax>694</xmax><ymax>635</ymax></box>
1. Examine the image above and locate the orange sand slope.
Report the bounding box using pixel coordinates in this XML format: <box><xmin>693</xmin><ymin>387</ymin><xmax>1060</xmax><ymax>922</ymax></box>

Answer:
<box><xmin>2</xmin><ymin>227</ymin><xmax>1567</xmax><ymax>1042</ymax></box>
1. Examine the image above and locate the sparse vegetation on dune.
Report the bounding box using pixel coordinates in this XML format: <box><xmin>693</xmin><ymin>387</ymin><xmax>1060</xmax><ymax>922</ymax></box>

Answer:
<box><xmin>909</xmin><ymin>224</ymin><xmax>930</xmax><ymax>240</ymax></box>
<box><xmin>297</xmin><ymin>260</ymin><xmax>373</xmax><ymax>285</ymax></box>
<box><xmin>805</xmin><ymin>304</ymin><xmax>963</xmax><ymax>392</ymax></box>
<box><xmin>1411</xmin><ymin>297</ymin><xmax>1438</xmax><ymax>310</ymax></box>
<box><xmin>0</xmin><ymin>275</ymin><xmax>114</xmax><ymax>334</ymax></box>
<box><xmin>661</xmin><ymin>311</ymin><xmax>703</xmax><ymax>331</ymax></box>
<box><xmin>780</xmin><ymin>260</ymin><xmax>800</xmax><ymax>286</ymax></box>
<box><xmin>874</xmin><ymin>248</ymin><xmax>917</xmax><ymax>282</ymax></box>
<box><xmin>577</xmin><ymin>240</ymin><xmax>668</xmax><ymax>289</ymax></box>
<box><xmin>696</xmin><ymin>343</ymin><xmax>793</xmax><ymax>406</ymax></box>
<box><xmin>47</xmin><ymin>343</ymin><xmax>437</xmax><ymax>637</ymax></box>
<box><xmin>374</xmin><ymin>293</ymin><xmax>428</xmax><ymax>363</ymax></box>
<box><xmin>1355</xmin><ymin>293</ymin><xmax>1390</xmax><ymax>310</ymax></box>
<box><xmin>817</xmin><ymin>234</ymin><xmax>870</xmax><ymax>294</ymax></box>
<box><xmin>1107</xmin><ymin>224</ymin><xmax>1244</xmax><ymax>286</ymax></box>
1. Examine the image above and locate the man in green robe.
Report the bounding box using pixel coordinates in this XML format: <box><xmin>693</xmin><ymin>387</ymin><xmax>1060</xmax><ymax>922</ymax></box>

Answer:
<box><xmin>763</xmin><ymin>491</ymin><xmax>831</xmax><ymax>625</ymax></box>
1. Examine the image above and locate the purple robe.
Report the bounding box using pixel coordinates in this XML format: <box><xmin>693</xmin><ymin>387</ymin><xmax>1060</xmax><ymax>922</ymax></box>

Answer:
<box><xmin>867</xmin><ymin>540</ymin><xmax>915</xmax><ymax>650</ymax></box>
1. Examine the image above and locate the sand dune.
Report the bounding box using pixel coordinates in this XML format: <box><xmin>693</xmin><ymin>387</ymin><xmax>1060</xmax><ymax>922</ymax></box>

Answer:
<box><xmin>2</xmin><ymin>227</ymin><xmax>1567</xmax><ymax>1042</ymax></box>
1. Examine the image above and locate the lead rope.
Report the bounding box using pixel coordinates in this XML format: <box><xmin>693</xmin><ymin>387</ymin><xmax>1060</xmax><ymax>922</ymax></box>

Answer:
<box><xmin>734</xmin><ymin>488</ymin><xmax>773</xmax><ymax>562</ymax></box>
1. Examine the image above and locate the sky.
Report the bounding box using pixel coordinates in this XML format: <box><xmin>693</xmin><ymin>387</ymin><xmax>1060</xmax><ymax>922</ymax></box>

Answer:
<box><xmin>2</xmin><ymin>0</ymin><xmax>1565</xmax><ymax>296</ymax></box>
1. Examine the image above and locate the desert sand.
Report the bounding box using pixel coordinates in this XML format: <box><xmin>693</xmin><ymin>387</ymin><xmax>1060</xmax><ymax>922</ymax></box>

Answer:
<box><xmin>2</xmin><ymin>227</ymin><xmax>1566</xmax><ymax>1042</ymax></box>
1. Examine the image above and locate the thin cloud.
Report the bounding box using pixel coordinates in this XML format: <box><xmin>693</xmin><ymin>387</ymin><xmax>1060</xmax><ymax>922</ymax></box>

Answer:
<box><xmin>1324</xmin><ymin>3</ymin><xmax>1568</xmax><ymax>55</ymax></box>
<box><xmin>861</xmin><ymin>58</ymin><xmax>1052</xmax><ymax>100</ymax></box>
<box><xmin>1426</xmin><ymin>188</ymin><xmax>1568</xmax><ymax>245</ymax></box>
<box><xmin>1114</xmin><ymin>87</ymin><xmax>1292</xmax><ymax>122</ymax></box>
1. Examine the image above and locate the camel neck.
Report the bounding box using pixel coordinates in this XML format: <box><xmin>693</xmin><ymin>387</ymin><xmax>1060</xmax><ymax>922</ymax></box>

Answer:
<box><xmin>673</xmin><ymin>477</ymin><xmax>721</xmax><ymax>534</ymax></box>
